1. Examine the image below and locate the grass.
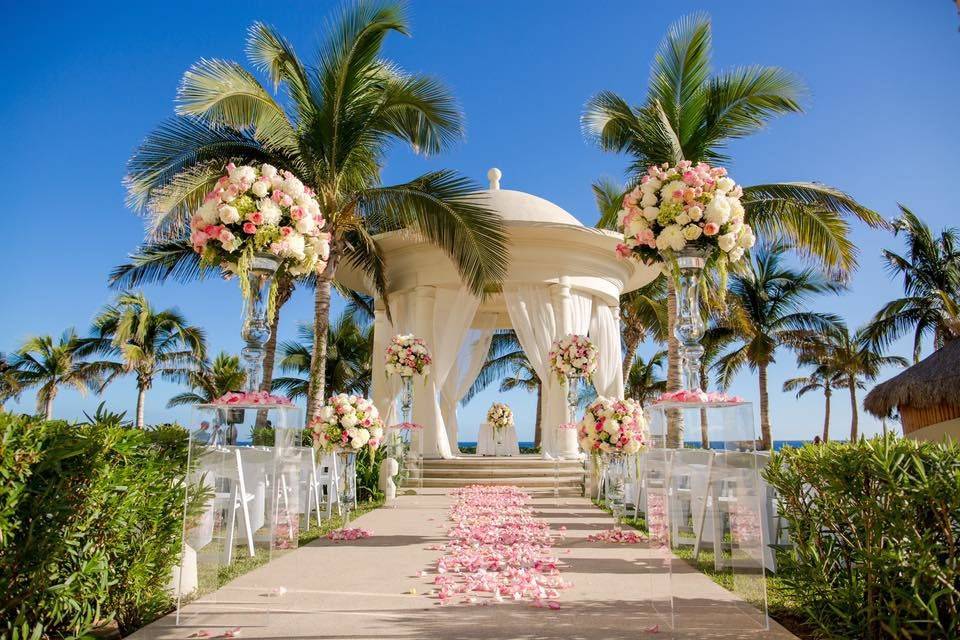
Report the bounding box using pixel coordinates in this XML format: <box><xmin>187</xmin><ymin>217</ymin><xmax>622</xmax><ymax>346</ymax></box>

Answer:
<box><xmin>592</xmin><ymin>498</ymin><xmax>815</xmax><ymax>639</ymax></box>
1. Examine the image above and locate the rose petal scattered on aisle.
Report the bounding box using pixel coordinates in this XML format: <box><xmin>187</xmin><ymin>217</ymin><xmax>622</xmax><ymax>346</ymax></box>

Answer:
<box><xmin>587</xmin><ymin>529</ymin><xmax>646</xmax><ymax>544</ymax></box>
<box><xmin>644</xmin><ymin>623</ymin><xmax>660</xmax><ymax>633</ymax></box>
<box><xmin>327</xmin><ymin>527</ymin><xmax>373</xmax><ymax>541</ymax></box>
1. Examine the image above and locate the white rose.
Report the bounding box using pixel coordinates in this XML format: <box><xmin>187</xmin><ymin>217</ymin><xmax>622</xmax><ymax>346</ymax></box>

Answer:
<box><xmin>738</xmin><ymin>225</ymin><xmax>756</xmax><ymax>249</ymax></box>
<box><xmin>704</xmin><ymin>196</ymin><xmax>731</xmax><ymax>225</ymax></box>
<box><xmin>642</xmin><ymin>206</ymin><xmax>660</xmax><ymax>221</ymax></box>
<box><xmin>341</xmin><ymin>414</ymin><xmax>358</xmax><ymax>429</ymax></box>
<box><xmin>682</xmin><ymin>225</ymin><xmax>703</xmax><ymax>241</ymax></box>
<box><xmin>251</xmin><ymin>180</ymin><xmax>270</xmax><ymax>198</ymax></box>
<box><xmin>284</xmin><ymin>176</ymin><xmax>305</xmax><ymax>198</ymax></box>
<box><xmin>258</xmin><ymin>198</ymin><xmax>282</xmax><ymax>225</ymax></box>
<box><xmin>716</xmin><ymin>177</ymin><xmax>735</xmax><ymax>193</ymax></box>
<box><xmin>218</xmin><ymin>204</ymin><xmax>240</xmax><ymax>224</ymax></box>
<box><xmin>319</xmin><ymin>406</ymin><xmax>335</xmax><ymax>421</ymax></box>
<box><xmin>729</xmin><ymin>197</ymin><xmax>745</xmax><ymax>220</ymax></box>
<box><xmin>718</xmin><ymin>232</ymin><xmax>738</xmax><ymax>252</ymax></box>
<box><xmin>198</xmin><ymin>200</ymin><xmax>219</xmax><ymax>225</ymax></box>
<box><xmin>284</xmin><ymin>233</ymin><xmax>306</xmax><ymax>260</ymax></box>
<box><xmin>624</xmin><ymin>439</ymin><xmax>641</xmax><ymax>454</ymax></box>
<box><xmin>726</xmin><ymin>217</ymin><xmax>743</xmax><ymax>235</ymax></box>
<box><xmin>627</xmin><ymin>216</ymin><xmax>648</xmax><ymax>235</ymax></box>
<box><xmin>687</xmin><ymin>205</ymin><xmax>703</xmax><ymax>221</ymax></box>
<box><xmin>261</xmin><ymin>164</ymin><xmax>278</xmax><ymax>178</ymax></box>
<box><xmin>640</xmin><ymin>191</ymin><xmax>658</xmax><ymax>208</ymax></box>
<box><xmin>296</xmin><ymin>215</ymin><xmax>316</xmax><ymax>235</ymax></box>
<box><xmin>728</xmin><ymin>247</ymin><xmax>745</xmax><ymax>262</ymax></box>
<box><xmin>675</xmin><ymin>212</ymin><xmax>690</xmax><ymax>226</ymax></box>
<box><xmin>660</xmin><ymin>180</ymin><xmax>687</xmax><ymax>203</ymax></box>
<box><xmin>604</xmin><ymin>419</ymin><xmax>620</xmax><ymax>436</ymax></box>
<box><xmin>642</xmin><ymin>178</ymin><xmax>662</xmax><ymax>193</ymax></box>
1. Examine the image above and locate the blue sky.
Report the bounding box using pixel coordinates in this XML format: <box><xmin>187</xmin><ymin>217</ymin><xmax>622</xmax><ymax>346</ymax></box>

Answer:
<box><xmin>3</xmin><ymin>1</ymin><xmax>959</xmax><ymax>442</ymax></box>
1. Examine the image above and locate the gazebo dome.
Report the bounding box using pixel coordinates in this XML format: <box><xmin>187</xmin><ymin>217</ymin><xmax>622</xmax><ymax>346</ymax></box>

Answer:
<box><xmin>482</xmin><ymin>168</ymin><xmax>583</xmax><ymax>227</ymax></box>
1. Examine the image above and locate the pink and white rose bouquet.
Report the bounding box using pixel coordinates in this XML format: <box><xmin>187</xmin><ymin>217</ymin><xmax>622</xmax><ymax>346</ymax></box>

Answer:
<box><xmin>615</xmin><ymin>161</ymin><xmax>755</xmax><ymax>266</ymax></box>
<box><xmin>548</xmin><ymin>334</ymin><xmax>598</xmax><ymax>380</ymax></box>
<box><xmin>190</xmin><ymin>162</ymin><xmax>331</xmax><ymax>285</ymax></box>
<box><xmin>578</xmin><ymin>397</ymin><xmax>647</xmax><ymax>456</ymax></box>
<box><xmin>309</xmin><ymin>394</ymin><xmax>384</xmax><ymax>452</ymax></box>
<box><xmin>486</xmin><ymin>403</ymin><xmax>514</xmax><ymax>432</ymax></box>
<box><xmin>384</xmin><ymin>334</ymin><xmax>432</xmax><ymax>377</ymax></box>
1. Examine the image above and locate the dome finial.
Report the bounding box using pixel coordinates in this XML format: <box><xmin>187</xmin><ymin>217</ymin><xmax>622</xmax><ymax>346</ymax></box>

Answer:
<box><xmin>487</xmin><ymin>167</ymin><xmax>502</xmax><ymax>190</ymax></box>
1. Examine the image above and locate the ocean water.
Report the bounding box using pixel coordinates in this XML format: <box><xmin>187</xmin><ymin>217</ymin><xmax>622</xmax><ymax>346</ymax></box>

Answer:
<box><xmin>457</xmin><ymin>440</ymin><xmax>810</xmax><ymax>451</ymax></box>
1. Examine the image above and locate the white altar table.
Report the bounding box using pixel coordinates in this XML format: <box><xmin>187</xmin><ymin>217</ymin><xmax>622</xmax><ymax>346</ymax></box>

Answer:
<box><xmin>476</xmin><ymin>422</ymin><xmax>520</xmax><ymax>456</ymax></box>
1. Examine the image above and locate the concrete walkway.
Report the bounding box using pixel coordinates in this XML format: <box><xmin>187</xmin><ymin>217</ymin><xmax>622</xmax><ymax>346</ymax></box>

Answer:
<box><xmin>132</xmin><ymin>490</ymin><xmax>797</xmax><ymax>640</ymax></box>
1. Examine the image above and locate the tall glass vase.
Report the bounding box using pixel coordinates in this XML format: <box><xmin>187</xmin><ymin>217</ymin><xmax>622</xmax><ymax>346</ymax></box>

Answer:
<box><xmin>669</xmin><ymin>246</ymin><xmax>711</xmax><ymax>392</ymax></box>
<box><xmin>240</xmin><ymin>253</ymin><xmax>280</xmax><ymax>393</ymax></box>
<box><xmin>566</xmin><ymin>375</ymin><xmax>580</xmax><ymax>420</ymax></box>
<box><xmin>336</xmin><ymin>449</ymin><xmax>357</xmax><ymax>527</ymax></box>
<box><xmin>602</xmin><ymin>453</ymin><xmax>627</xmax><ymax>530</ymax></box>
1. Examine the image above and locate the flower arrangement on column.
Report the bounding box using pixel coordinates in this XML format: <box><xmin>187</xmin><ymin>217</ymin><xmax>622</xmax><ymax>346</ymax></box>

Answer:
<box><xmin>578</xmin><ymin>397</ymin><xmax>648</xmax><ymax>527</ymax></box>
<box><xmin>615</xmin><ymin>161</ymin><xmax>754</xmax><ymax>392</ymax></box>
<box><xmin>385</xmin><ymin>334</ymin><xmax>432</xmax><ymax>484</ymax></box>
<box><xmin>486</xmin><ymin>402</ymin><xmax>514</xmax><ymax>446</ymax></box>
<box><xmin>548</xmin><ymin>333</ymin><xmax>598</xmax><ymax>423</ymax></box>
<box><xmin>309</xmin><ymin>393</ymin><xmax>384</xmax><ymax>525</ymax></box>
<box><xmin>190</xmin><ymin>162</ymin><xmax>330</xmax><ymax>393</ymax></box>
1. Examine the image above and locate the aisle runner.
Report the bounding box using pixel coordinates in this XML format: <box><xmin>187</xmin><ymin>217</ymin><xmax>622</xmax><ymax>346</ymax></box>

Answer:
<box><xmin>432</xmin><ymin>485</ymin><xmax>571</xmax><ymax>607</ymax></box>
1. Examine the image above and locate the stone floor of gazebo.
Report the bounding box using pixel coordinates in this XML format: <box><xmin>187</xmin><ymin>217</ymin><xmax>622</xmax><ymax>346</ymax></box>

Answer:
<box><xmin>133</xmin><ymin>490</ymin><xmax>797</xmax><ymax>640</ymax></box>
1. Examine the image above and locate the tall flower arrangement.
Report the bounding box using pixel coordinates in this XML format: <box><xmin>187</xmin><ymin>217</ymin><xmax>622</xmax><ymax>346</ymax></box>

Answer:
<box><xmin>309</xmin><ymin>394</ymin><xmax>384</xmax><ymax>452</ymax></box>
<box><xmin>384</xmin><ymin>335</ymin><xmax>432</xmax><ymax>377</ymax></box>
<box><xmin>548</xmin><ymin>334</ymin><xmax>598</xmax><ymax>381</ymax></box>
<box><xmin>578</xmin><ymin>397</ymin><xmax>647</xmax><ymax>456</ymax></box>
<box><xmin>190</xmin><ymin>162</ymin><xmax>331</xmax><ymax>311</ymax></box>
<box><xmin>615</xmin><ymin>161</ymin><xmax>755</xmax><ymax>267</ymax></box>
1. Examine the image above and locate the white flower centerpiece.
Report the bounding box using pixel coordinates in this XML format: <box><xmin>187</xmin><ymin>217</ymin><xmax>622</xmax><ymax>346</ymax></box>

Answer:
<box><xmin>486</xmin><ymin>402</ymin><xmax>514</xmax><ymax>445</ymax></box>
<box><xmin>309</xmin><ymin>394</ymin><xmax>384</xmax><ymax>525</ymax></box>
<box><xmin>190</xmin><ymin>162</ymin><xmax>330</xmax><ymax>393</ymax></box>
<box><xmin>616</xmin><ymin>161</ymin><xmax>756</xmax><ymax>393</ymax></box>
<box><xmin>578</xmin><ymin>396</ymin><xmax>648</xmax><ymax>527</ymax></box>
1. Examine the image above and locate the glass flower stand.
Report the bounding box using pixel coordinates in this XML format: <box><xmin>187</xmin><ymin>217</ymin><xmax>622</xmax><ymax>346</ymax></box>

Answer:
<box><xmin>642</xmin><ymin>401</ymin><xmax>770</xmax><ymax>633</ymax></box>
<box><xmin>175</xmin><ymin>403</ymin><xmax>303</xmax><ymax>627</ymax></box>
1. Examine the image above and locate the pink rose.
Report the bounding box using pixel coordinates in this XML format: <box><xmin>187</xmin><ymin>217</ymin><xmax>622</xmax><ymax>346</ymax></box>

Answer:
<box><xmin>280</xmin><ymin>226</ymin><xmax>293</xmax><ymax>237</ymax></box>
<box><xmin>271</xmin><ymin>189</ymin><xmax>285</xmax><ymax>203</ymax></box>
<box><xmin>703</xmin><ymin>222</ymin><xmax>720</xmax><ymax>236</ymax></box>
<box><xmin>280</xmin><ymin>194</ymin><xmax>294</xmax><ymax>207</ymax></box>
<box><xmin>615</xmin><ymin>243</ymin><xmax>631</xmax><ymax>258</ymax></box>
<box><xmin>290</xmin><ymin>206</ymin><xmax>304</xmax><ymax>221</ymax></box>
<box><xmin>243</xmin><ymin>222</ymin><xmax>257</xmax><ymax>234</ymax></box>
<box><xmin>249</xmin><ymin>211</ymin><xmax>264</xmax><ymax>225</ymax></box>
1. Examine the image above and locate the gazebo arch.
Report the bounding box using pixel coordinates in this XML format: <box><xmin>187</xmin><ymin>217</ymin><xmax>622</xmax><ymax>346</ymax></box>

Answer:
<box><xmin>336</xmin><ymin>168</ymin><xmax>660</xmax><ymax>458</ymax></box>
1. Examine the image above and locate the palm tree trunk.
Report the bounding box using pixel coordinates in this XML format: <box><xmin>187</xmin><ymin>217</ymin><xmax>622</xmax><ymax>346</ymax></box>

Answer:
<box><xmin>534</xmin><ymin>380</ymin><xmax>543</xmax><ymax>449</ymax></box>
<box><xmin>848</xmin><ymin>379</ymin><xmax>859</xmax><ymax>442</ymax></box>
<box><xmin>306</xmin><ymin>244</ymin><xmax>341</xmax><ymax>422</ymax></box>
<box><xmin>823</xmin><ymin>388</ymin><xmax>831</xmax><ymax>443</ymax></box>
<box><xmin>135</xmin><ymin>386</ymin><xmax>146</xmax><ymax>429</ymax></box>
<box><xmin>758</xmin><ymin>363</ymin><xmax>771</xmax><ymax>450</ymax></box>
<box><xmin>666</xmin><ymin>281</ymin><xmax>683</xmax><ymax>447</ymax></box>
<box><xmin>622</xmin><ymin>331</ymin><xmax>641</xmax><ymax>381</ymax></box>
<box><xmin>699</xmin><ymin>364</ymin><xmax>709</xmax><ymax>449</ymax></box>
<box><xmin>43</xmin><ymin>390</ymin><xmax>55</xmax><ymax>420</ymax></box>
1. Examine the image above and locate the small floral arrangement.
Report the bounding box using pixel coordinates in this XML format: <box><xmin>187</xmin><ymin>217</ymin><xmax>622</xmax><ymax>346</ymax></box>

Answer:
<box><xmin>190</xmin><ymin>162</ymin><xmax>331</xmax><ymax>311</ymax></box>
<box><xmin>309</xmin><ymin>394</ymin><xmax>384</xmax><ymax>452</ymax></box>
<box><xmin>615</xmin><ymin>161</ymin><xmax>755</xmax><ymax>266</ymax></box>
<box><xmin>548</xmin><ymin>334</ymin><xmax>598</xmax><ymax>380</ymax></box>
<box><xmin>385</xmin><ymin>334</ymin><xmax>432</xmax><ymax>377</ymax></box>
<box><xmin>211</xmin><ymin>390</ymin><xmax>293</xmax><ymax>406</ymax></box>
<box><xmin>578</xmin><ymin>396</ymin><xmax>647</xmax><ymax>455</ymax></box>
<box><xmin>654</xmin><ymin>390</ymin><xmax>745</xmax><ymax>405</ymax></box>
<box><xmin>486</xmin><ymin>403</ymin><xmax>514</xmax><ymax>432</ymax></box>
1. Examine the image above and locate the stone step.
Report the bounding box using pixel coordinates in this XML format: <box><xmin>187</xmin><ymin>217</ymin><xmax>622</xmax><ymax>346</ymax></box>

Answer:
<box><xmin>416</xmin><ymin>467</ymin><xmax>584</xmax><ymax>479</ymax></box>
<box><xmin>421</xmin><ymin>458</ymin><xmax>584</xmax><ymax>468</ymax></box>
<box><xmin>418</xmin><ymin>476</ymin><xmax>583</xmax><ymax>488</ymax></box>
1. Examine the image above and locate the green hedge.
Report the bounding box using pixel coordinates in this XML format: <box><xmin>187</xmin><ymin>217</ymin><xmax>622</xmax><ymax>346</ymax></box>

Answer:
<box><xmin>764</xmin><ymin>436</ymin><xmax>960</xmax><ymax>639</ymax></box>
<box><xmin>0</xmin><ymin>413</ymin><xmax>191</xmax><ymax>639</ymax></box>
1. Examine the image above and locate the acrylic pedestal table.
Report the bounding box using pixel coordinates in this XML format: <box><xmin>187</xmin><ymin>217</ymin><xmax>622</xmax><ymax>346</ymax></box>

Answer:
<box><xmin>638</xmin><ymin>400</ymin><xmax>770</xmax><ymax>633</ymax></box>
<box><xmin>175</xmin><ymin>402</ymin><xmax>305</xmax><ymax>627</ymax></box>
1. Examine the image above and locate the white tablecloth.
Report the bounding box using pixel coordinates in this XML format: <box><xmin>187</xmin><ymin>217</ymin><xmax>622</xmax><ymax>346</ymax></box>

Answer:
<box><xmin>476</xmin><ymin>422</ymin><xmax>520</xmax><ymax>456</ymax></box>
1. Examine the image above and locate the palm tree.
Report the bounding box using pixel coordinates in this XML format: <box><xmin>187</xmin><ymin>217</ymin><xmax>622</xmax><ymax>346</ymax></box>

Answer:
<box><xmin>124</xmin><ymin>4</ymin><xmax>508</xmax><ymax>421</ymax></box>
<box><xmin>464</xmin><ymin>331</ymin><xmax>545</xmax><ymax>447</ymax></box>
<box><xmin>625</xmin><ymin>350</ymin><xmax>667</xmax><ymax>407</ymax></box>
<box><xmin>696</xmin><ymin>325</ymin><xmax>734</xmax><ymax>448</ymax></box>
<box><xmin>715</xmin><ymin>244</ymin><xmax>844</xmax><ymax>449</ymax></box>
<box><xmin>782</xmin><ymin>368</ymin><xmax>838</xmax><ymax>443</ymax></box>
<box><xmin>866</xmin><ymin>205</ymin><xmax>960</xmax><ymax>362</ymax></box>
<box><xmin>84</xmin><ymin>292</ymin><xmax>206</xmax><ymax>428</ymax></box>
<box><xmin>817</xmin><ymin>324</ymin><xmax>907</xmax><ymax>441</ymax></box>
<box><xmin>10</xmin><ymin>330</ymin><xmax>108</xmax><ymax>419</ymax></box>
<box><xmin>0</xmin><ymin>352</ymin><xmax>22</xmax><ymax>412</ymax></box>
<box><xmin>272</xmin><ymin>311</ymin><xmax>373</xmax><ymax>400</ymax></box>
<box><xmin>167</xmin><ymin>352</ymin><xmax>246</xmax><ymax>407</ymax></box>
<box><xmin>583</xmin><ymin>13</ymin><xmax>883</xmax><ymax>443</ymax></box>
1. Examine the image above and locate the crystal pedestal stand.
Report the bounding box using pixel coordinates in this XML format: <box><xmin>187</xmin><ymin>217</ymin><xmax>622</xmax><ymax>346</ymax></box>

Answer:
<box><xmin>563</xmin><ymin>375</ymin><xmax>581</xmax><ymax>459</ymax></box>
<box><xmin>603</xmin><ymin>453</ymin><xmax>627</xmax><ymax>530</ymax></box>
<box><xmin>177</xmin><ymin>403</ymin><xmax>303</xmax><ymax>626</ymax></box>
<box><xmin>671</xmin><ymin>247</ymin><xmax>710</xmax><ymax>392</ymax></box>
<box><xmin>398</xmin><ymin>376</ymin><xmax>422</xmax><ymax>491</ymax></box>
<box><xmin>644</xmin><ymin>401</ymin><xmax>770</xmax><ymax>632</ymax></box>
<box><xmin>336</xmin><ymin>449</ymin><xmax>358</xmax><ymax>527</ymax></box>
<box><xmin>240</xmin><ymin>254</ymin><xmax>280</xmax><ymax>393</ymax></box>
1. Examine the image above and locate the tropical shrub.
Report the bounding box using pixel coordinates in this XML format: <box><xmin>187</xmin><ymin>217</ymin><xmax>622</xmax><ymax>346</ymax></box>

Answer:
<box><xmin>0</xmin><ymin>413</ymin><xmax>192</xmax><ymax>638</ymax></box>
<box><xmin>764</xmin><ymin>436</ymin><xmax>960</xmax><ymax>639</ymax></box>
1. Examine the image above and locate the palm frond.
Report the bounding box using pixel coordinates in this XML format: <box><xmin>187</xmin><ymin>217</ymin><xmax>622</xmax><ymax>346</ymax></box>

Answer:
<box><xmin>109</xmin><ymin>239</ymin><xmax>211</xmax><ymax>289</ymax></box>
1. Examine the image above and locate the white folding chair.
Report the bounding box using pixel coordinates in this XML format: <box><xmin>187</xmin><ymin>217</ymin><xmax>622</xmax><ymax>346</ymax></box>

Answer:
<box><xmin>218</xmin><ymin>448</ymin><xmax>257</xmax><ymax>564</ymax></box>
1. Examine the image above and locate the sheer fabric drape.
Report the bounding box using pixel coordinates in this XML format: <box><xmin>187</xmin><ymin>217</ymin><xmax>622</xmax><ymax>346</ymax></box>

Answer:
<box><xmin>590</xmin><ymin>301</ymin><xmax>625</xmax><ymax>398</ymax></box>
<box><xmin>440</xmin><ymin>312</ymin><xmax>497</xmax><ymax>455</ymax></box>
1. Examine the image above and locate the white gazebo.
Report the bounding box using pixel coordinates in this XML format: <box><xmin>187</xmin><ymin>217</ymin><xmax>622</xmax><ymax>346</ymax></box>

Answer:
<box><xmin>337</xmin><ymin>168</ymin><xmax>660</xmax><ymax>459</ymax></box>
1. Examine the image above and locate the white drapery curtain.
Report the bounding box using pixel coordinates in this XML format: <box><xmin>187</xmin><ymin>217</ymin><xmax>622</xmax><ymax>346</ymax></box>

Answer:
<box><xmin>503</xmin><ymin>285</ymin><xmax>565</xmax><ymax>457</ymax></box>
<box><xmin>590</xmin><ymin>300</ymin><xmax>625</xmax><ymax>398</ymax></box>
<box><xmin>440</xmin><ymin>312</ymin><xmax>497</xmax><ymax>455</ymax></box>
<box><xmin>569</xmin><ymin>291</ymin><xmax>593</xmax><ymax>335</ymax></box>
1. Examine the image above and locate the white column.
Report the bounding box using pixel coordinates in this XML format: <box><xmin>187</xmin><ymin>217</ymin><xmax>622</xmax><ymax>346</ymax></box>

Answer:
<box><xmin>370</xmin><ymin>299</ymin><xmax>397</xmax><ymax>426</ymax></box>
<box><xmin>550</xmin><ymin>279</ymin><xmax>580</xmax><ymax>459</ymax></box>
<box><xmin>411</xmin><ymin>285</ymin><xmax>453</xmax><ymax>459</ymax></box>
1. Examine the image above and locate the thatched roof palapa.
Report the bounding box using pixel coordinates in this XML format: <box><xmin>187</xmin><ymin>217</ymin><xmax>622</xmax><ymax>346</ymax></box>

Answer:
<box><xmin>864</xmin><ymin>339</ymin><xmax>960</xmax><ymax>418</ymax></box>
